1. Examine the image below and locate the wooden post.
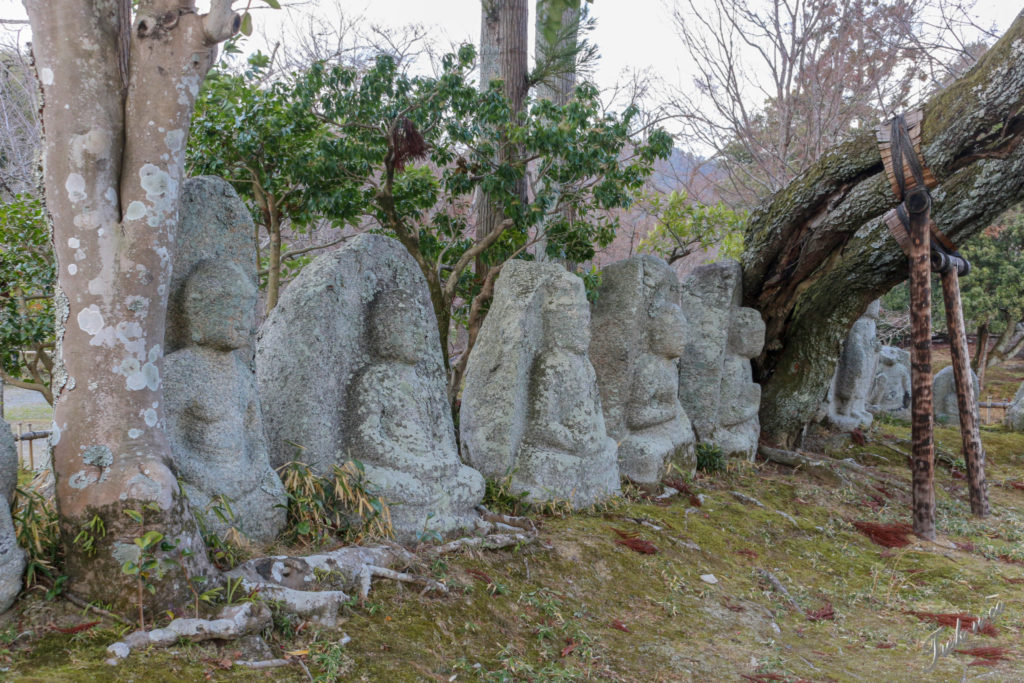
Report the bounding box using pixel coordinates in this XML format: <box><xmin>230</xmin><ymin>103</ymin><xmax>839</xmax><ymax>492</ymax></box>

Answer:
<box><xmin>907</xmin><ymin>194</ymin><xmax>936</xmax><ymax>540</ymax></box>
<box><xmin>941</xmin><ymin>269</ymin><xmax>989</xmax><ymax>516</ymax></box>
<box><xmin>16</xmin><ymin>422</ymin><xmax>22</xmax><ymax>469</ymax></box>
<box><xmin>27</xmin><ymin>423</ymin><xmax>33</xmax><ymax>471</ymax></box>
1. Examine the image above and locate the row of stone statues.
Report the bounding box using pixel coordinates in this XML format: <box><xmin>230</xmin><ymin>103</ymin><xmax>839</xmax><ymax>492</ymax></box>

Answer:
<box><xmin>823</xmin><ymin>301</ymin><xmax>981</xmax><ymax>430</ymax></box>
<box><xmin>153</xmin><ymin>178</ymin><xmax>767</xmax><ymax>544</ymax></box>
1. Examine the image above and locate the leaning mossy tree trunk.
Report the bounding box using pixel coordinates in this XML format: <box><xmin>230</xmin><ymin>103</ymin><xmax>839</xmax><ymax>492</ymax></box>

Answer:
<box><xmin>25</xmin><ymin>0</ymin><xmax>243</xmax><ymax>615</ymax></box>
<box><xmin>742</xmin><ymin>11</ymin><xmax>1024</xmax><ymax>448</ymax></box>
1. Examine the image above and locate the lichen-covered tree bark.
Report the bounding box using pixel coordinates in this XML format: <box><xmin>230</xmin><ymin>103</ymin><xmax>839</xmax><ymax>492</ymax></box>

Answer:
<box><xmin>24</xmin><ymin>0</ymin><xmax>240</xmax><ymax>613</ymax></box>
<box><xmin>742</xmin><ymin>11</ymin><xmax>1024</xmax><ymax>447</ymax></box>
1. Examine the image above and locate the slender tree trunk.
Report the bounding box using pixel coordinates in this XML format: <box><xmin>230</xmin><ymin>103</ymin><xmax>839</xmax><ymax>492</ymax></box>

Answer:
<box><xmin>476</xmin><ymin>0</ymin><xmax>529</xmax><ymax>271</ymax></box>
<box><xmin>742</xmin><ymin>13</ymin><xmax>1024</xmax><ymax>447</ymax></box>
<box><xmin>972</xmin><ymin>321</ymin><xmax>989</xmax><ymax>389</ymax></box>
<box><xmin>266</xmin><ymin>205</ymin><xmax>282</xmax><ymax>311</ymax></box>
<box><xmin>534</xmin><ymin>0</ymin><xmax>580</xmax><ymax>264</ymax></box>
<box><xmin>25</xmin><ymin>0</ymin><xmax>238</xmax><ymax>614</ymax></box>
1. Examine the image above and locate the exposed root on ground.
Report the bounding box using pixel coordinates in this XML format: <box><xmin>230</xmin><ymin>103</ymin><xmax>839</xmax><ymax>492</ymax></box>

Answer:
<box><xmin>105</xmin><ymin>602</ymin><xmax>271</xmax><ymax>666</ymax></box>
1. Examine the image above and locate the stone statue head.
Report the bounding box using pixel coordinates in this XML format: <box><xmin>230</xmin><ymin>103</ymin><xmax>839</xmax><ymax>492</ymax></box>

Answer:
<box><xmin>646</xmin><ymin>299</ymin><xmax>687</xmax><ymax>359</ymax></box>
<box><xmin>183</xmin><ymin>259</ymin><xmax>257</xmax><ymax>351</ymax></box>
<box><xmin>368</xmin><ymin>288</ymin><xmax>430</xmax><ymax>364</ymax></box>
<box><xmin>542</xmin><ymin>286</ymin><xmax>590</xmax><ymax>354</ymax></box>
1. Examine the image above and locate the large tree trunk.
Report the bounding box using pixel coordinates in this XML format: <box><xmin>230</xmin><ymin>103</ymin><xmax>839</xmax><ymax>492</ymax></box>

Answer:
<box><xmin>742</xmin><ymin>12</ymin><xmax>1024</xmax><ymax>447</ymax></box>
<box><xmin>26</xmin><ymin>0</ymin><xmax>238</xmax><ymax>615</ymax></box>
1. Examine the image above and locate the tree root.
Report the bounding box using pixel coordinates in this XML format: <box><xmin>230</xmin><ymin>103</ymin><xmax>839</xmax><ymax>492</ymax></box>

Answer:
<box><xmin>756</xmin><ymin>568</ymin><xmax>802</xmax><ymax>614</ymax></box>
<box><xmin>475</xmin><ymin>505</ymin><xmax>537</xmax><ymax>534</ymax></box>
<box><xmin>424</xmin><ymin>532</ymin><xmax>533</xmax><ymax>557</ymax></box>
<box><xmin>759</xmin><ymin>445</ymin><xmax>851</xmax><ymax>486</ymax></box>
<box><xmin>105</xmin><ymin>602</ymin><xmax>271</xmax><ymax>665</ymax></box>
<box><xmin>223</xmin><ymin>529</ymin><xmax>535</xmax><ymax>626</ymax></box>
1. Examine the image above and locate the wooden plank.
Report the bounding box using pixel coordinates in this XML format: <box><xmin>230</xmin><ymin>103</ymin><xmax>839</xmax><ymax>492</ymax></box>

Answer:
<box><xmin>940</xmin><ymin>269</ymin><xmax>990</xmax><ymax>516</ymax></box>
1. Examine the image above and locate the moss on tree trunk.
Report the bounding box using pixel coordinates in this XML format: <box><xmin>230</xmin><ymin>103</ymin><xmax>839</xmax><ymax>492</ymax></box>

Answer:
<box><xmin>742</xmin><ymin>12</ymin><xmax>1024</xmax><ymax>447</ymax></box>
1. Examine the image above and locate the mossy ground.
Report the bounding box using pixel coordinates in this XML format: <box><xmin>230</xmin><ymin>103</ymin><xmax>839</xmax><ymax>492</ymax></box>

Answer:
<box><xmin>3</xmin><ymin>416</ymin><xmax>1024</xmax><ymax>681</ymax></box>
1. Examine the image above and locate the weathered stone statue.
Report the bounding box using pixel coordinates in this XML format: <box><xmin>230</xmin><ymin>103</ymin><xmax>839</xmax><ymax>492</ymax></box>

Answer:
<box><xmin>677</xmin><ymin>260</ymin><xmax>764</xmax><ymax>460</ymax></box>
<box><xmin>163</xmin><ymin>261</ymin><xmax>287</xmax><ymax>543</ymax></box>
<box><xmin>933</xmin><ymin>365</ymin><xmax>980</xmax><ymax>422</ymax></box>
<box><xmin>715</xmin><ymin>308</ymin><xmax>765</xmax><ymax>459</ymax></box>
<box><xmin>257</xmin><ymin>234</ymin><xmax>484</xmax><ymax>541</ymax></box>
<box><xmin>1006</xmin><ymin>381</ymin><xmax>1024</xmax><ymax>431</ymax></box>
<box><xmin>461</xmin><ymin>261</ymin><xmax>620</xmax><ymax>506</ymax></box>
<box><xmin>824</xmin><ymin>300</ymin><xmax>881</xmax><ymax>431</ymax></box>
<box><xmin>167</xmin><ymin>176</ymin><xmax>257</xmax><ymax>354</ymax></box>
<box><xmin>868</xmin><ymin>346</ymin><xmax>912</xmax><ymax>418</ymax></box>
<box><xmin>0</xmin><ymin>421</ymin><xmax>25</xmax><ymax>612</ymax></box>
<box><xmin>590</xmin><ymin>256</ymin><xmax>694</xmax><ymax>486</ymax></box>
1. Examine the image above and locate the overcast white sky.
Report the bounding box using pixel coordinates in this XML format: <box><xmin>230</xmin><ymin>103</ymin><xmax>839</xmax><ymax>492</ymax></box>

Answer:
<box><xmin>3</xmin><ymin>1</ymin><xmax>1017</xmax><ymax>96</ymax></box>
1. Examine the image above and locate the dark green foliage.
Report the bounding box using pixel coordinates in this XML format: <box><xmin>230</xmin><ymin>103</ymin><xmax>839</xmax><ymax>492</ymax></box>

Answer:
<box><xmin>695</xmin><ymin>442</ymin><xmax>725</xmax><ymax>474</ymax></box>
<box><xmin>0</xmin><ymin>195</ymin><xmax>54</xmax><ymax>394</ymax></box>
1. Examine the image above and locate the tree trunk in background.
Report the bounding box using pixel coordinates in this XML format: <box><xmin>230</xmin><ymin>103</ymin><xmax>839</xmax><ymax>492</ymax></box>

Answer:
<box><xmin>973</xmin><ymin>322</ymin><xmax>989</xmax><ymax>389</ymax></box>
<box><xmin>742</xmin><ymin>13</ymin><xmax>1024</xmax><ymax>447</ymax></box>
<box><xmin>476</xmin><ymin>0</ymin><xmax>529</xmax><ymax>273</ymax></box>
<box><xmin>25</xmin><ymin>0</ymin><xmax>238</xmax><ymax>615</ymax></box>
<box><xmin>534</xmin><ymin>0</ymin><xmax>580</xmax><ymax>264</ymax></box>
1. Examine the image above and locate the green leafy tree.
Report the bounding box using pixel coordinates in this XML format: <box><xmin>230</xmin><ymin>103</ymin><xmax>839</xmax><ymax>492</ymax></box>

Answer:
<box><xmin>636</xmin><ymin>189</ymin><xmax>746</xmax><ymax>264</ymax></box>
<box><xmin>299</xmin><ymin>46</ymin><xmax>670</xmax><ymax>399</ymax></box>
<box><xmin>187</xmin><ymin>44</ymin><xmax>671</xmax><ymax>403</ymax></box>
<box><xmin>0</xmin><ymin>194</ymin><xmax>54</xmax><ymax>403</ymax></box>
<box><xmin>880</xmin><ymin>207</ymin><xmax>1024</xmax><ymax>388</ymax></box>
<box><xmin>188</xmin><ymin>53</ymin><xmax>353</xmax><ymax>310</ymax></box>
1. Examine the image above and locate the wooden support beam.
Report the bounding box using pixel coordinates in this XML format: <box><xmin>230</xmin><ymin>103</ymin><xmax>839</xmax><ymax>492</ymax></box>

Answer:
<box><xmin>940</xmin><ymin>269</ymin><xmax>989</xmax><ymax>517</ymax></box>
<box><xmin>907</xmin><ymin>192</ymin><xmax>936</xmax><ymax>540</ymax></box>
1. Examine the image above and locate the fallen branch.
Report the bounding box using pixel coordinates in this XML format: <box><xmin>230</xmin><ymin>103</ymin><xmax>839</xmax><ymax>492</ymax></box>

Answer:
<box><xmin>759</xmin><ymin>445</ymin><xmax>848</xmax><ymax>485</ymax></box>
<box><xmin>106</xmin><ymin>602</ymin><xmax>271</xmax><ymax>665</ymax></box>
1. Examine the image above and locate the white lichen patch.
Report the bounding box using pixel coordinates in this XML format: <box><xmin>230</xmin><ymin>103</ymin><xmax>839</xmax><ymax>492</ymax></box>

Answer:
<box><xmin>68</xmin><ymin>264</ymin><xmax>78</xmax><ymax>275</ymax></box>
<box><xmin>165</xmin><ymin>129</ymin><xmax>185</xmax><ymax>152</ymax></box>
<box><xmin>81</xmin><ymin>444</ymin><xmax>113</xmax><ymax>468</ymax></box>
<box><xmin>65</xmin><ymin>173</ymin><xmax>87</xmax><ymax>203</ymax></box>
<box><xmin>125</xmin><ymin>201</ymin><xmax>147</xmax><ymax>222</ymax></box>
<box><xmin>68</xmin><ymin>237</ymin><xmax>80</xmax><ymax>249</ymax></box>
<box><xmin>128</xmin><ymin>429</ymin><xmax>142</xmax><ymax>439</ymax></box>
<box><xmin>70</xmin><ymin>128</ymin><xmax>112</xmax><ymax>166</ymax></box>
<box><xmin>144</xmin><ymin>408</ymin><xmax>158</xmax><ymax>427</ymax></box>
<box><xmin>39</xmin><ymin>67</ymin><xmax>53</xmax><ymax>85</ymax></box>
<box><xmin>139</xmin><ymin>164</ymin><xmax>172</xmax><ymax>202</ymax></box>
<box><xmin>77</xmin><ymin>305</ymin><xmax>105</xmax><ymax>336</ymax></box>
<box><xmin>50</xmin><ymin>422</ymin><xmax>61</xmax><ymax>446</ymax></box>
<box><xmin>68</xmin><ymin>470</ymin><xmax>98</xmax><ymax>489</ymax></box>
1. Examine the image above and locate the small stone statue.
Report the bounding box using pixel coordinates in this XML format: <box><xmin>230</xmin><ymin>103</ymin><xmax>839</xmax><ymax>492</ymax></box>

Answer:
<box><xmin>462</xmin><ymin>261</ymin><xmax>620</xmax><ymax>507</ymax></box>
<box><xmin>868</xmin><ymin>346</ymin><xmax>911</xmax><ymax>418</ymax></box>
<box><xmin>349</xmin><ymin>288</ymin><xmax>484</xmax><ymax>538</ymax></box>
<box><xmin>163</xmin><ymin>260</ymin><xmax>287</xmax><ymax>543</ymax></box>
<box><xmin>825</xmin><ymin>300</ymin><xmax>881</xmax><ymax>431</ymax></box>
<box><xmin>714</xmin><ymin>308</ymin><xmax>764</xmax><ymax>459</ymax></box>
<box><xmin>591</xmin><ymin>256</ymin><xmax>694</xmax><ymax>486</ymax></box>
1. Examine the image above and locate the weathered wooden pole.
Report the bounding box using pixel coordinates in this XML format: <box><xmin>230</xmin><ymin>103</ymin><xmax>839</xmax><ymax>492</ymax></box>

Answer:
<box><xmin>906</xmin><ymin>193</ymin><xmax>936</xmax><ymax>540</ymax></box>
<box><xmin>940</xmin><ymin>267</ymin><xmax>989</xmax><ymax>516</ymax></box>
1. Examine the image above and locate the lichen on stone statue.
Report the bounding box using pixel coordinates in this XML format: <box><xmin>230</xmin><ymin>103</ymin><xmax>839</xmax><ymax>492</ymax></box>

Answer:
<box><xmin>869</xmin><ymin>345</ymin><xmax>911</xmax><ymax>419</ymax></box>
<box><xmin>256</xmin><ymin>234</ymin><xmax>484</xmax><ymax>542</ymax></box>
<box><xmin>0</xmin><ymin>421</ymin><xmax>26</xmax><ymax>612</ymax></box>
<box><xmin>823</xmin><ymin>300</ymin><xmax>881</xmax><ymax>431</ymax></box>
<box><xmin>933</xmin><ymin>364</ymin><xmax>979</xmax><ymax>423</ymax></box>
<box><xmin>590</xmin><ymin>255</ymin><xmax>695</xmax><ymax>486</ymax></box>
<box><xmin>163</xmin><ymin>260</ymin><xmax>287</xmax><ymax>543</ymax></box>
<box><xmin>461</xmin><ymin>261</ymin><xmax>620</xmax><ymax>507</ymax></box>
<box><xmin>677</xmin><ymin>260</ymin><xmax>764</xmax><ymax>460</ymax></box>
